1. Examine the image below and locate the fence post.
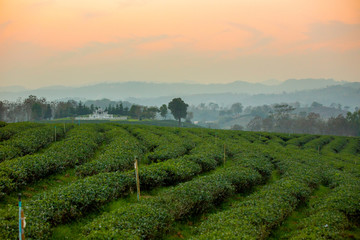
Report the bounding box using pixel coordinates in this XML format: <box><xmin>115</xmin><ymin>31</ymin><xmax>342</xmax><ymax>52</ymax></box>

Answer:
<box><xmin>54</xmin><ymin>126</ymin><xmax>57</xmax><ymax>142</ymax></box>
<box><xmin>18</xmin><ymin>194</ymin><xmax>25</xmax><ymax>240</ymax></box>
<box><xmin>224</xmin><ymin>144</ymin><xmax>226</xmax><ymax>165</ymax></box>
<box><xmin>134</xmin><ymin>158</ymin><xmax>140</xmax><ymax>201</ymax></box>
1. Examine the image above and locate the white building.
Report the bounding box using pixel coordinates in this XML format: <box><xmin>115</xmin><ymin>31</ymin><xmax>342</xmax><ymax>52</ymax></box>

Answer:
<box><xmin>89</xmin><ymin>109</ymin><xmax>113</xmax><ymax>119</ymax></box>
<box><xmin>75</xmin><ymin>108</ymin><xmax>127</xmax><ymax>120</ymax></box>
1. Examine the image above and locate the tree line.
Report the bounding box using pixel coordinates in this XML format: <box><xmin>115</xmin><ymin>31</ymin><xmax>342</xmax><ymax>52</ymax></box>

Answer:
<box><xmin>0</xmin><ymin>96</ymin><xmax>190</xmax><ymax>126</ymax></box>
<box><xmin>245</xmin><ymin>104</ymin><xmax>360</xmax><ymax>136</ymax></box>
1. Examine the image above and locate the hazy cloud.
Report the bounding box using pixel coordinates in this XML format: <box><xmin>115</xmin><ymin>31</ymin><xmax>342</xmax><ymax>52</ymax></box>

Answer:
<box><xmin>44</xmin><ymin>34</ymin><xmax>177</xmax><ymax>64</ymax></box>
<box><xmin>29</xmin><ymin>0</ymin><xmax>55</xmax><ymax>8</ymax></box>
<box><xmin>0</xmin><ymin>21</ymin><xmax>12</xmax><ymax>33</ymax></box>
<box><xmin>83</xmin><ymin>12</ymin><xmax>105</xmax><ymax>19</ymax></box>
<box><xmin>227</xmin><ymin>22</ymin><xmax>274</xmax><ymax>50</ymax></box>
<box><xmin>303</xmin><ymin>21</ymin><xmax>360</xmax><ymax>49</ymax></box>
<box><xmin>117</xmin><ymin>0</ymin><xmax>150</xmax><ymax>8</ymax></box>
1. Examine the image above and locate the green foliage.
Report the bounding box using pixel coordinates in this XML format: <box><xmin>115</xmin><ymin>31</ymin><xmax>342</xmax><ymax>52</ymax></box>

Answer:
<box><xmin>160</xmin><ymin>104</ymin><xmax>168</xmax><ymax>119</ymax></box>
<box><xmin>322</xmin><ymin>137</ymin><xmax>349</xmax><ymax>154</ymax></box>
<box><xmin>146</xmin><ymin>128</ymin><xmax>195</xmax><ymax>162</ymax></box>
<box><xmin>0</xmin><ymin>123</ymin><xmax>359</xmax><ymax>240</ymax></box>
<box><xmin>0</xmin><ymin>125</ymin><xmax>102</xmax><ymax>198</ymax></box>
<box><xmin>0</xmin><ymin>122</ymin><xmax>41</xmax><ymax>141</ymax></box>
<box><xmin>286</xmin><ymin>135</ymin><xmax>319</xmax><ymax>147</ymax></box>
<box><xmin>288</xmin><ymin>169</ymin><xmax>360</xmax><ymax>239</ymax></box>
<box><xmin>0</xmin><ymin>205</ymin><xmax>17</xmax><ymax>239</ymax></box>
<box><xmin>76</xmin><ymin>127</ymin><xmax>144</xmax><ymax>177</ymax></box>
<box><xmin>20</xmin><ymin>142</ymin><xmax>225</xmax><ymax>238</ymax></box>
<box><xmin>303</xmin><ymin>135</ymin><xmax>333</xmax><ymax>151</ymax></box>
<box><xmin>81</xmin><ymin>158</ymin><xmax>267</xmax><ymax>239</ymax></box>
<box><xmin>340</xmin><ymin>138</ymin><xmax>360</xmax><ymax>155</ymax></box>
<box><xmin>168</xmin><ymin>98</ymin><xmax>188</xmax><ymax>126</ymax></box>
<box><xmin>0</xmin><ymin>124</ymin><xmax>71</xmax><ymax>162</ymax></box>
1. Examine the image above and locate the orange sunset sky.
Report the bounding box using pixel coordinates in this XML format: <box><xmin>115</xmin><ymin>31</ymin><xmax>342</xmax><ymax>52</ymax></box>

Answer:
<box><xmin>0</xmin><ymin>0</ymin><xmax>359</xmax><ymax>89</ymax></box>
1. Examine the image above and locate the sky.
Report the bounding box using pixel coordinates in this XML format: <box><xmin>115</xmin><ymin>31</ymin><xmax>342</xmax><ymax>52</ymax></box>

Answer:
<box><xmin>0</xmin><ymin>0</ymin><xmax>359</xmax><ymax>89</ymax></box>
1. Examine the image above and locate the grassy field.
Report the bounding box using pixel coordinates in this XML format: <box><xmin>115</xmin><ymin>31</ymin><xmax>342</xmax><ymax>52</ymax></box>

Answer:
<box><xmin>0</xmin><ymin>122</ymin><xmax>359</xmax><ymax>239</ymax></box>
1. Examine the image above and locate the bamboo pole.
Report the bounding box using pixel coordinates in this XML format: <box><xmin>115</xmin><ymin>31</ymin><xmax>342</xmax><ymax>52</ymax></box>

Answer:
<box><xmin>224</xmin><ymin>144</ymin><xmax>226</xmax><ymax>165</ymax></box>
<box><xmin>18</xmin><ymin>194</ymin><xmax>25</xmax><ymax>240</ymax></box>
<box><xmin>134</xmin><ymin>158</ymin><xmax>140</xmax><ymax>201</ymax></box>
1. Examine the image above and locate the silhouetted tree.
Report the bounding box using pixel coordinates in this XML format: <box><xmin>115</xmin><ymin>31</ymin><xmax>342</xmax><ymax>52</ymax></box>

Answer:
<box><xmin>231</xmin><ymin>124</ymin><xmax>243</xmax><ymax>130</ymax></box>
<box><xmin>230</xmin><ymin>102</ymin><xmax>243</xmax><ymax>116</ymax></box>
<box><xmin>160</xmin><ymin>104</ymin><xmax>168</xmax><ymax>119</ymax></box>
<box><xmin>168</xmin><ymin>98</ymin><xmax>188</xmax><ymax>127</ymax></box>
<box><xmin>247</xmin><ymin>116</ymin><xmax>262</xmax><ymax>131</ymax></box>
<box><xmin>186</xmin><ymin>111</ymin><xmax>194</xmax><ymax>123</ymax></box>
<box><xmin>44</xmin><ymin>104</ymin><xmax>52</xmax><ymax>120</ymax></box>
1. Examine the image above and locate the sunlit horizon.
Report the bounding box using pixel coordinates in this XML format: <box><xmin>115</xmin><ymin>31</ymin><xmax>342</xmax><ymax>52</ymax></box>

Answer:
<box><xmin>1</xmin><ymin>0</ymin><xmax>359</xmax><ymax>88</ymax></box>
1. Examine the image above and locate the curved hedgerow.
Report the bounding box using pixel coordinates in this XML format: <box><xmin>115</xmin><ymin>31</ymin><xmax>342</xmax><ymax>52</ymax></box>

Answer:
<box><xmin>322</xmin><ymin>137</ymin><xmax>349</xmax><ymax>154</ymax></box>
<box><xmin>0</xmin><ymin>122</ymin><xmax>42</xmax><ymax>142</ymax></box>
<box><xmin>76</xmin><ymin>127</ymin><xmax>144</xmax><ymax>177</ymax></box>
<box><xmin>191</xmin><ymin>170</ymin><xmax>320</xmax><ymax>238</ymax></box>
<box><xmin>286</xmin><ymin>135</ymin><xmax>319</xmax><ymax>147</ymax></box>
<box><xmin>192</xmin><ymin>179</ymin><xmax>312</xmax><ymax>240</ymax></box>
<box><xmin>0</xmin><ymin>124</ymin><xmax>72</xmax><ymax>162</ymax></box>
<box><xmin>0</xmin><ymin>125</ymin><xmax>103</xmax><ymax>198</ymax></box>
<box><xmin>0</xmin><ymin>124</ymin><xmax>359</xmax><ymax>240</ymax></box>
<box><xmin>81</xmin><ymin>161</ymin><xmax>266</xmax><ymax>239</ymax></box>
<box><xmin>125</xmin><ymin>125</ymin><xmax>162</xmax><ymax>151</ymax></box>
<box><xmin>288</xmin><ymin>167</ymin><xmax>360</xmax><ymax>239</ymax></box>
<box><xmin>303</xmin><ymin>135</ymin><xmax>333</xmax><ymax>152</ymax></box>
<box><xmin>340</xmin><ymin>138</ymin><xmax>360</xmax><ymax>155</ymax></box>
<box><xmin>23</xmin><ymin>143</ymin><xmax>225</xmax><ymax>239</ymax></box>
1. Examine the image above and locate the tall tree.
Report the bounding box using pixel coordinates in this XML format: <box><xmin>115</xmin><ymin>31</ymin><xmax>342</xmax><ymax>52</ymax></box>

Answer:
<box><xmin>44</xmin><ymin>104</ymin><xmax>52</xmax><ymax>120</ymax></box>
<box><xmin>119</xmin><ymin>103</ymin><xmax>124</xmax><ymax>115</ymax></box>
<box><xmin>31</xmin><ymin>102</ymin><xmax>43</xmax><ymax>121</ymax></box>
<box><xmin>168</xmin><ymin>98</ymin><xmax>188</xmax><ymax>127</ymax></box>
<box><xmin>230</xmin><ymin>102</ymin><xmax>243</xmax><ymax>116</ymax></box>
<box><xmin>159</xmin><ymin>104</ymin><xmax>168</xmax><ymax>119</ymax></box>
<box><xmin>0</xmin><ymin>101</ymin><xmax>7</xmax><ymax>121</ymax></box>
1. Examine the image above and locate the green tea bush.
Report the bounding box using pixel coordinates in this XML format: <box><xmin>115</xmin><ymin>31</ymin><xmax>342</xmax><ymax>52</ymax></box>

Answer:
<box><xmin>81</xmin><ymin>163</ymin><xmax>266</xmax><ymax>239</ymax></box>
<box><xmin>76</xmin><ymin>127</ymin><xmax>144</xmax><ymax>177</ymax></box>
<box><xmin>0</xmin><ymin>124</ymin><xmax>70</xmax><ymax>162</ymax></box>
<box><xmin>289</xmin><ymin>169</ymin><xmax>360</xmax><ymax>239</ymax></box>
<box><xmin>340</xmin><ymin>138</ymin><xmax>360</xmax><ymax>155</ymax></box>
<box><xmin>125</xmin><ymin>125</ymin><xmax>162</xmax><ymax>150</ymax></box>
<box><xmin>0</xmin><ymin>122</ymin><xmax>41</xmax><ymax>141</ymax></box>
<box><xmin>303</xmin><ymin>135</ymin><xmax>333</xmax><ymax>151</ymax></box>
<box><xmin>0</xmin><ymin>125</ymin><xmax>102</xmax><ymax>198</ymax></box>
<box><xmin>22</xmin><ymin>143</ymin><xmax>224</xmax><ymax>238</ymax></box>
<box><xmin>322</xmin><ymin>137</ymin><xmax>349</xmax><ymax>154</ymax></box>
<box><xmin>286</xmin><ymin>134</ymin><xmax>318</xmax><ymax>147</ymax></box>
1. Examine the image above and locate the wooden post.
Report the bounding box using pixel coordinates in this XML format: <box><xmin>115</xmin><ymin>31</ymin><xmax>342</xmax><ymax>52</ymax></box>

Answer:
<box><xmin>18</xmin><ymin>194</ymin><xmax>25</xmax><ymax>240</ymax></box>
<box><xmin>223</xmin><ymin>144</ymin><xmax>226</xmax><ymax>165</ymax></box>
<box><xmin>63</xmin><ymin>123</ymin><xmax>66</xmax><ymax>133</ymax></box>
<box><xmin>54</xmin><ymin>126</ymin><xmax>57</xmax><ymax>142</ymax></box>
<box><xmin>134</xmin><ymin>158</ymin><xmax>140</xmax><ymax>201</ymax></box>
<box><xmin>18</xmin><ymin>194</ymin><xmax>21</xmax><ymax>240</ymax></box>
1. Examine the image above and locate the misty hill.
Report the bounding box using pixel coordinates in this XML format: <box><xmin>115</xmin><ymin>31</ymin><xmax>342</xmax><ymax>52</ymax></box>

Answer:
<box><xmin>0</xmin><ymin>78</ymin><xmax>342</xmax><ymax>101</ymax></box>
<box><xmin>0</xmin><ymin>79</ymin><xmax>358</xmax><ymax>109</ymax></box>
<box><xmin>129</xmin><ymin>83</ymin><xmax>360</xmax><ymax>109</ymax></box>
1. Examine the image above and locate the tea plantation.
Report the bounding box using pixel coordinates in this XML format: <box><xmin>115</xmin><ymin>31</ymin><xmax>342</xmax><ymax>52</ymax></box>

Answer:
<box><xmin>0</xmin><ymin>122</ymin><xmax>359</xmax><ymax>239</ymax></box>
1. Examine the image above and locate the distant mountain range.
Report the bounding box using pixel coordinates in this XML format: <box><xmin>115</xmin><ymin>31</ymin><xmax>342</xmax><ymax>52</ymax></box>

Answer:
<box><xmin>0</xmin><ymin>79</ymin><xmax>359</xmax><ymax>108</ymax></box>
